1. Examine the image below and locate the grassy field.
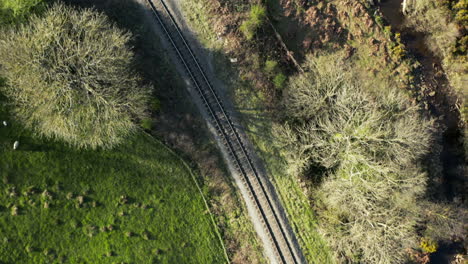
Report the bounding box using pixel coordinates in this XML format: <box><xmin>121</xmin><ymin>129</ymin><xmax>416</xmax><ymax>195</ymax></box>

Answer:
<box><xmin>0</xmin><ymin>95</ymin><xmax>227</xmax><ymax>263</ymax></box>
<box><xmin>180</xmin><ymin>1</ymin><xmax>334</xmax><ymax>263</ymax></box>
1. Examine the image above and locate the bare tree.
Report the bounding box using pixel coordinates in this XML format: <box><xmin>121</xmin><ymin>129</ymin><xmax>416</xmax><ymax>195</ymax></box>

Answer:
<box><xmin>0</xmin><ymin>3</ymin><xmax>151</xmax><ymax>149</ymax></box>
<box><xmin>274</xmin><ymin>53</ymin><xmax>435</xmax><ymax>263</ymax></box>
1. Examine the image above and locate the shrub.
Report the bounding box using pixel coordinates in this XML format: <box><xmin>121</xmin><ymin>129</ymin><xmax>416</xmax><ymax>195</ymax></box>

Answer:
<box><xmin>0</xmin><ymin>3</ymin><xmax>151</xmax><ymax>149</ymax></box>
<box><xmin>264</xmin><ymin>59</ymin><xmax>278</xmax><ymax>75</ymax></box>
<box><xmin>375</xmin><ymin>14</ymin><xmax>384</xmax><ymax>27</ymax></box>
<box><xmin>391</xmin><ymin>33</ymin><xmax>406</xmax><ymax>59</ymax></box>
<box><xmin>453</xmin><ymin>35</ymin><xmax>468</xmax><ymax>54</ymax></box>
<box><xmin>454</xmin><ymin>0</ymin><xmax>468</xmax><ymax>25</ymax></box>
<box><xmin>273</xmin><ymin>73</ymin><xmax>287</xmax><ymax>89</ymax></box>
<box><xmin>150</xmin><ymin>98</ymin><xmax>161</xmax><ymax>112</ymax></box>
<box><xmin>140</xmin><ymin>118</ymin><xmax>153</xmax><ymax>130</ymax></box>
<box><xmin>239</xmin><ymin>4</ymin><xmax>266</xmax><ymax>40</ymax></box>
<box><xmin>419</xmin><ymin>201</ymin><xmax>467</xmax><ymax>245</ymax></box>
<box><xmin>404</xmin><ymin>0</ymin><xmax>460</xmax><ymax>58</ymax></box>
<box><xmin>274</xmin><ymin>53</ymin><xmax>435</xmax><ymax>263</ymax></box>
<box><xmin>420</xmin><ymin>237</ymin><xmax>438</xmax><ymax>253</ymax></box>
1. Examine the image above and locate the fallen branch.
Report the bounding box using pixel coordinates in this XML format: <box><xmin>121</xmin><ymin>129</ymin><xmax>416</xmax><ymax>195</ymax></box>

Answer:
<box><xmin>266</xmin><ymin>17</ymin><xmax>305</xmax><ymax>74</ymax></box>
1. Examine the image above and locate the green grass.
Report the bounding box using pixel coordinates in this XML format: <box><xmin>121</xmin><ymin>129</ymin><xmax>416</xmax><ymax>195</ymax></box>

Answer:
<box><xmin>0</xmin><ymin>98</ymin><xmax>227</xmax><ymax>264</ymax></box>
<box><xmin>240</xmin><ymin>4</ymin><xmax>267</xmax><ymax>40</ymax></box>
<box><xmin>180</xmin><ymin>1</ymin><xmax>334</xmax><ymax>263</ymax></box>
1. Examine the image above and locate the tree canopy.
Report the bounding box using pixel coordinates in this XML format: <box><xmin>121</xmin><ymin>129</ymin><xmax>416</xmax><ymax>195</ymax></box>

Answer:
<box><xmin>0</xmin><ymin>3</ymin><xmax>151</xmax><ymax>149</ymax></box>
<box><xmin>274</xmin><ymin>53</ymin><xmax>435</xmax><ymax>263</ymax></box>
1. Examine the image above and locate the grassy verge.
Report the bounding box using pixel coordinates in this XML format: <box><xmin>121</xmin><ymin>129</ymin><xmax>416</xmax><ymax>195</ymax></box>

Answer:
<box><xmin>0</xmin><ymin>95</ymin><xmax>227</xmax><ymax>263</ymax></box>
<box><xmin>180</xmin><ymin>1</ymin><xmax>334</xmax><ymax>263</ymax></box>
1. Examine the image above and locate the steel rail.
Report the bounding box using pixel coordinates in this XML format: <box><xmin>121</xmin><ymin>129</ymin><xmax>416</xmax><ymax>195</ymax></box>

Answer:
<box><xmin>145</xmin><ymin>0</ymin><xmax>302</xmax><ymax>263</ymax></box>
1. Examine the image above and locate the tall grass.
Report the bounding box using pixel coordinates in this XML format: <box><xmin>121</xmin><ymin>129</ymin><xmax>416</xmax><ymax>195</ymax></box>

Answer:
<box><xmin>240</xmin><ymin>4</ymin><xmax>267</xmax><ymax>40</ymax></box>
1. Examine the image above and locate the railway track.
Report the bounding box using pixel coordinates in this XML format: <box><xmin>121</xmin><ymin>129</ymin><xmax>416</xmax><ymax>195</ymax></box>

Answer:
<box><xmin>146</xmin><ymin>0</ymin><xmax>304</xmax><ymax>263</ymax></box>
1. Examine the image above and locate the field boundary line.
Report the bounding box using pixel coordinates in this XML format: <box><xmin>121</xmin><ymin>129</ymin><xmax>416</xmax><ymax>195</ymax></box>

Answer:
<box><xmin>141</xmin><ymin>130</ymin><xmax>230</xmax><ymax>263</ymax></box>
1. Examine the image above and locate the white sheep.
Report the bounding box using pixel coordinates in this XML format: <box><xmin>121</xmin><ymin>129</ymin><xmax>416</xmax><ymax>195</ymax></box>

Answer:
<box><xmin>13</xmin><ymin>141</ymin><xmax>19</xmax><ymax>150</ymax></box>
<box><xmin>2</xmin><ymin>121</ymin><xmax>6</xmax><ymax>126</ymax></box>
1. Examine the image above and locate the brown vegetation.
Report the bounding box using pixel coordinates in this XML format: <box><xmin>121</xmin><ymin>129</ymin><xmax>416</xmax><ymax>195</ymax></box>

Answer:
<box><xmin>401</xmin><ymin>0</ymin><xmax>467</xmax><ymax>152</ymax></box>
